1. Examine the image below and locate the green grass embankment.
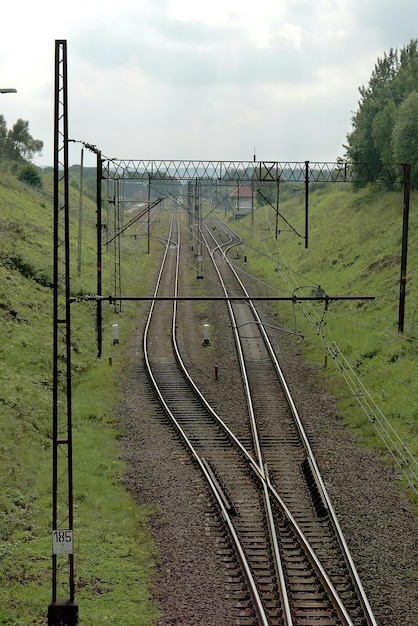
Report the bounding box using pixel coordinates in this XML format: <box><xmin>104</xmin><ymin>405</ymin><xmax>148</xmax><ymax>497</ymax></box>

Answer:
<box><xmin>0</xmin><ymin>165</ymin><xmax>163</xmax><ymax>625</ymax></box>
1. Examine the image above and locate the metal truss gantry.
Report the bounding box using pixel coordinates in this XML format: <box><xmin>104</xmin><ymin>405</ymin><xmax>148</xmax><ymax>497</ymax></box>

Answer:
<box><xmin>102</xmin><ymin>158</ymin><xmax>405</xmax><ymax>184</ymax></box>
<box><xmin>102</xmin><ymin>158</ymin><xmax>411</xmax><ymax>332</ymax></box>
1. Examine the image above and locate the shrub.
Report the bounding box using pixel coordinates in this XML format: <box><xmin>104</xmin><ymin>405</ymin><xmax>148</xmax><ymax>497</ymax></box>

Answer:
<box><xmin>17</xmin><ymin>163</ymin><xmax>43</xmax><ymax>188</ymax></box>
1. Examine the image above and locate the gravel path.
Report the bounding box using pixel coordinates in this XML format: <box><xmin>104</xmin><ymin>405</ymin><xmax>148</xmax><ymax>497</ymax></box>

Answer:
<box><xmin>116</xmin><ymin>246</ymin><xmax>418</xmax><ymax>626</ymax></box>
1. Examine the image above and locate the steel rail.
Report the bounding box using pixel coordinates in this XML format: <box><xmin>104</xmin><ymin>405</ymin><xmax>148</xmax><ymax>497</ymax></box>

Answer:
<box><xmin>142</xmin><ymin>211</ymin><xmax>371</xmax><ymax>624</ymax></box>
<box><xmin>165</xmin><ymin>213</ymin><xmax>361</xmax><ymax>624</ymax></box>
<box><xmin>144</xmin><ymin>222</ymin><xmax>359</xmax><ymax>618</ymax></box>
<box><xmin>142</xmin><ymin>214</ymin><xmax>270</xmax><ymax>626</ymax></box>
<box><xmin>200</xmin><ymin>225</ymin><xmax>294</xmax><ymax>625</ymax></box>
<box><xmin>203</xmin><ymin>220</ymin><xmax>358</xmax><ymax>626</ymax></box>
<box><xmin>209</xmin><ymin>214</ymin><xmax>378</xmax><ymax>626</ymax></box>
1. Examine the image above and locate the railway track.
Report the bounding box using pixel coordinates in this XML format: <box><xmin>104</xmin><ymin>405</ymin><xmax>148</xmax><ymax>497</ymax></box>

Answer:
<box><xmin>142</xmin><ymin>209</ymin><xmax>377</xmax><ymax>625</ymax></box>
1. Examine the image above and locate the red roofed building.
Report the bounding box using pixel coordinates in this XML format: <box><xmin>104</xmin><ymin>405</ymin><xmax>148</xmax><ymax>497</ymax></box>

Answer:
<box><xmin>229</xmin><ymin>184</ymin><xmax>253</xmax><ymax>218</ymax></box>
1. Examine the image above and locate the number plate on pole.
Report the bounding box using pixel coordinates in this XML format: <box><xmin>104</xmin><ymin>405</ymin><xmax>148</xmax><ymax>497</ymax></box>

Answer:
<box><xmin>52</xmin><ymin>529</ymin><xmax>73</xmax><ymax>554</ymax></box>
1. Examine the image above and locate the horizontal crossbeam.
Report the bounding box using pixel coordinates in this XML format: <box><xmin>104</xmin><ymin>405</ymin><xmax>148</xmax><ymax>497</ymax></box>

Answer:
<box><xmin>102</xmin><ymin>158</ymin><xmax>406</xmax><ymax>184</ymax></box>
<box><xmin>77</xmin><ymin>295</ymin><xmax>375</xmax><ymax>303</ymax></box>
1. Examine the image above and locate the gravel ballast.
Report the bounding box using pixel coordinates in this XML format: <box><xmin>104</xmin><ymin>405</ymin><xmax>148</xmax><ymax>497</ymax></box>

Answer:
<box><xmin>116</xmin><ymin>253</ymin><xmax>418</xmax><ymax>626</ymax></box>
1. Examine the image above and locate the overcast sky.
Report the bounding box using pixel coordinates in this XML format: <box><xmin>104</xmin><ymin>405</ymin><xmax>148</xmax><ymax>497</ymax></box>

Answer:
<box><xmin>1</xmin><ymin>0</ymin><xmax>418</xmax><ymax>167</ymax></box>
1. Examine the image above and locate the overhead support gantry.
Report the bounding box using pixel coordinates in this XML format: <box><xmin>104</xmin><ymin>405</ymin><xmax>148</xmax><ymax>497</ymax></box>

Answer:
<box><xmin>102</xmin><ymin>158</ymin><xmax>410</xmax><ymax>331</ymax></box>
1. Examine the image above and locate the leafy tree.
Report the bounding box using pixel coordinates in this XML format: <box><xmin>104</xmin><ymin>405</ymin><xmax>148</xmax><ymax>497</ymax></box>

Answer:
<box><xmin>345</xmin><ymin>39</ymin><xmax>418</xmax><ymax>188</ymax></box>
<box><xmin>396</xmin><ymin>40</ymin><xmax>418</xmax><ymax>99</ymax></box>
<box><xmin>392</xmin><ymin>91</ymin><xmax>418</xmax><ymax>187</ymax></box>
<box><xmin>345</xmin><ymin>48</ymin><xmax>400</xmax><ymax>166</ymax></box>
<box><xmin>0</xmin><ymin>114</ymin><xmax>7</xmax><ymax>161</ymax></box>
<box><xmin>17</xmin><ymin>162</ymin><xmax>43</xmax><ymax>188</ymax></box>
<box><xmin>371</xmin><ymin>101</ymin><xmax>397</xmax><ymax>164</ymax></box>
<box><xmin>1</xmin><ymin>118</ymin><xmax>43</xmax><ymax>163</ymax></box>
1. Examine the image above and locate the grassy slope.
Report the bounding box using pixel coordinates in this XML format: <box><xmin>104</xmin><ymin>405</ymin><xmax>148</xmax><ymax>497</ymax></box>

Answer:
<box><xmin>228</xmin><ymin>183</ymin><xmax>418</xmax><ymax>499</ymax></box>
<box><xmin>2</xmin><ymin>169</ymin><xmax>417</xmax><ymax>623</ymax></box>
<box><xmin>0</xmin><ymin>166</ymin><xmax>161</xmax><ymax>625</ymax></box>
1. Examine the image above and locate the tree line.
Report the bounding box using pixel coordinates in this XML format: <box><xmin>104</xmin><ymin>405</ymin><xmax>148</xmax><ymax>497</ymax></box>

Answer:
<box><xmin>345</xmin><ymin>39</ymin><xmax>418</xmax><ymax>187</ymax></box>
<box><xmin>0</xmin><ymin>115</ymin><xmax>43</xmax><ymax>187</ymax></box>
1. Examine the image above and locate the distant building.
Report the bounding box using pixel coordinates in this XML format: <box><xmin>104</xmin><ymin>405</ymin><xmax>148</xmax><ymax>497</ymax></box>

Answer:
<box><xmin>229</xmin><ymin>184</ymin><xmax>253</xmax><ymax>218</ymax></box>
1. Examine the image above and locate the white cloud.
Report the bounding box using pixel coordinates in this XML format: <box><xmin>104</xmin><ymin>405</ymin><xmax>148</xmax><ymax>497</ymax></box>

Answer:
<box><xmin>1</xmin><ymin>0</ymin><xmax>418</xmax><ymax>166</ymax></box>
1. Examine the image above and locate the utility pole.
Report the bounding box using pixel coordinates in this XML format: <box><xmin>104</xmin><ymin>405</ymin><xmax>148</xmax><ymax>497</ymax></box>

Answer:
<box><xmin>96</xmin><ymin>149</ymin><xmax>103</xmax><ymax>357</ymax></box>
<box><xmin>304</xmin><ymin>161</ymin><xmax>309</xmax><ymax>248</ymax></box>
<box><xmin>148</xmin><ymin>173</ymin><xmax>151</xmax><ymax>254</ymax></box>
<box><xmin>398</xmin><ymin>163</ymin><xmax>411</xmax><ymax>333</ymax></box>
<box><xmin>77</xmin><ymin>148</ymin><xmax>84</xmax><ymax>276</ymax></box>
<box><xmin>69</xmin><ymin>139</ymin><xmax>103</xmax><ymax>355</ymax></box>
<box><xmin>49</xmin><ymin>39</ymin><xmax>78</xmax><ymax>626</ymax></box>
<box><xmin>275</xmin><ymin>177</ymin><xmax>280</xmax><ymax>240</ymax></box>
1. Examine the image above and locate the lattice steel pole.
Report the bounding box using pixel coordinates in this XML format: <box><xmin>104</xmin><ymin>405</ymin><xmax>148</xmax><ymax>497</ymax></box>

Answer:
<box><xmin>48</xmin><ymin>39</ymin><xmax>78</xmax><ymax>626</ymax></box>
<box><xmin>113</xmin><ymin>177</ymin><xmax>122</xmax><ymax>312</ymax></box>
<box><xmin>96</xmin><ymin>150</ymin><xmax>103</xmax><ymax>357</ymax></box>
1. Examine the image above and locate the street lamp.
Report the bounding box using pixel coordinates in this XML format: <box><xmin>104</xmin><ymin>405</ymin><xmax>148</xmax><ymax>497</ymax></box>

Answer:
<box><xmin>0</xmin><ymin>88</ymin><xmax>17</xmax><ymax>94</ymax></box>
